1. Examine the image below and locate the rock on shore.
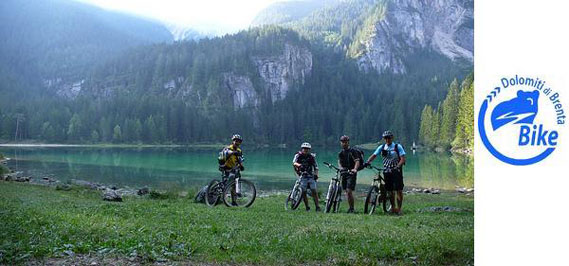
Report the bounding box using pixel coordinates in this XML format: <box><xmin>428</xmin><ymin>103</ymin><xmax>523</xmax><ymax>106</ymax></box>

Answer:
<box><xmin>103</xmin><ymin>189</ymin><xmax>122</xmax><ymax>202</ymax></box>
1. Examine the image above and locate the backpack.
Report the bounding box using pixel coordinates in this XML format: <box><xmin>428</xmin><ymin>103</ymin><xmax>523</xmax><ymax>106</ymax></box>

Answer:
<box><xmin>194</xmin><ymin>185</ymin><xmax>208</xmax><ymax>203</ymax></box>
<box><xmin>218</xmin><ymin>148</ymin><xmax>228</xmax><ymax>165</ymax></box>
<box><xmin>218</xmin><ymin>146</ymin><xmax>234</xmax><ymax>165</ymax></box>
<box><xmin>350</xmin><ymin>147</ymin><xmax>365</xmax><ymax>171</ymax></box>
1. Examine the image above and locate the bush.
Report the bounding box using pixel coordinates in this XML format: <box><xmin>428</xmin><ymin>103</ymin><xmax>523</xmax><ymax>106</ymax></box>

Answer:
<box><xmin>148</xmin><ymin>190</ymin><xmax>178</xmax><ymax>200</ymax></box>
<box><xmin>0</xmin><ymin>165</ymin><xmax>8</xmax><ymax>176</ymax></box>
<box><xmin>55</xmin><ymin>184</ymin><xmax>73</xmax><ymax>191</ymax></box>
<box><xmin>0</xmin><ymin>153</ymin><xmax>8</xmax><ymax>176</ymax></box>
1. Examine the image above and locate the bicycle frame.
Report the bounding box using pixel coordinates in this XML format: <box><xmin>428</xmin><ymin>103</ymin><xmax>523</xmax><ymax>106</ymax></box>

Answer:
<box><xmin>207</xmin><ymin>158</ymin><xmax>256</xmax><ymax>208</ymax></box>
<box><xmin>207</xmin><ymin>165</ymin><xmax>242</xmax><ymax>205</ymax></box>
<box><xmin>285</xmin><ymin>171</ymin><xmax>312</xmax><ymax>210</ymax></box>
<box><xmin>221</xmin><ymin>165</ymin><xmax>242</xmax><ymax>192</ymax></box>
<box><xmin>364</xmin><ymin>164</ymin><xmax>393</xmax><ymax>214</ymax></box>
<box><xmin>368</xmin><ymin>165</ymin><xmax>386</xmax><ymax>188</ymax></box>
<box><xmin>323</xmin><ymin>162</ymin><xmax>348</xmax><ymax>213</ymax></box>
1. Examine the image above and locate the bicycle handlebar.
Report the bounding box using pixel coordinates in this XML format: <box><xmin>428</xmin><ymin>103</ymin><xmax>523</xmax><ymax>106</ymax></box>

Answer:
<box><xmin>323</xmin><ymin>162</ymin><xmax>340</xmax><ymax>171</ymax></box>
<box><xmin>366</xmin><ymin>164</ymin><xmax>384</xmax><ymax>172</ymax></box>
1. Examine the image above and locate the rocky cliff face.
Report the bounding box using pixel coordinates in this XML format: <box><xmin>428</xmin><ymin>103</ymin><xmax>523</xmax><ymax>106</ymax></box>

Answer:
<box><xmin>357</xmin><ymin>0</ymin><xmax>473</xmax><ymax>74</ymax></box>
<box><xmin>217</xmin><ymin>42</ymin><xmax>313</xmax><ymax>109</ymax></box>
<box><xmin>49</xmin><ymin>43</ymin><xmax>312</xmax><ymax>109</ymax></box>
<box><xmin>223</xmin><ymin>43</ymin><xmax>313</xmax><ymax>109</ymax></box>
<box><xmin>223</xmin><ymin>73</ymin><xmax>259</xmax><ymax>110</ymax></box>
<box><xmin>44</xmin><ymin>78</ymin><xmax>85</xmax><ymax>99</ymax></box>
<box><xmin>253</xmin><ymin>43</ymin><xmax>312</xmax><ymax>103</ymax></box>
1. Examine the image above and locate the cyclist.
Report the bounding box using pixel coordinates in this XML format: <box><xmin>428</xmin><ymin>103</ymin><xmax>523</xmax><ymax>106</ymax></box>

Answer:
<box><xmin>218</xmin><ymin>134</ymin><xmax>245</xmax><ymax>205</ymax></box>
<box><xmin>364</xmin><ymin>130</ymin><xmax>406</xmax><ymax>215</ymax></box>
<box><xmin>337</xmin><ymin>135</ymin><xmax>361</xmax><ymax>213</ymax></box>
<box><xmin>292</xmin><ymin>142</ymin><xmax>321</xmax><ymax>212</ymax></box>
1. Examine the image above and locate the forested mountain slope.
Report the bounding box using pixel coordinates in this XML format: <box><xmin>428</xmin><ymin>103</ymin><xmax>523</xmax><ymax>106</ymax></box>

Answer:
<box><xmin>0</xmin><ymin>0</ymin><xmax>473</xmax><ymax>146</ymax></box>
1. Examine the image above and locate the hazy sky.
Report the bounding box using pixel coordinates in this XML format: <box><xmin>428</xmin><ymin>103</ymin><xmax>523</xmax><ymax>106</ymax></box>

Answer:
<box><xmin>78</xmin><ymin>0</ymin><xmax>282</xmax><ymax>34</ymax></box>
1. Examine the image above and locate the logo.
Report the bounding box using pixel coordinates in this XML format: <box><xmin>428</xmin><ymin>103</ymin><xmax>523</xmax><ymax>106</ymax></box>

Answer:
<box><xmin>478</xmin><ymin>75</ymin><xmax>565</xmax><ymax>165</ymax></box>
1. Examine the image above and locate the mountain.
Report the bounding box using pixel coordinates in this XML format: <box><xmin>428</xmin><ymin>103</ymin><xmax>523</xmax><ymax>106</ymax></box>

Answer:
<box><xmin>251</xmin><ymin>0</ymin><xmax>340</xmax><ymax>26</ymax></box>
<box><xmin>0</xmin><ymin>0</ymin><xmax>472</xmax><ymax>145</ymax></box>
<box><xmin>1</xmin><ymin>25</ymin><xmax>464</xmax><ymax>144</ymax></box>
<box><xmin>352</xmin><ymin>0</ymin><xmax>474</xmax><ymax>74</ymax></box>
<box><xmin>0</xmin><ymin>0</ymin><xmax>173</xmax><ymax>87</ymax></box>
<box><xmin>166</xmin><ymin>26</ymin><xmax>209</xmax><ymax>41</ymax></box>
<box><xmin>80</xmin><ymin>27</ymin><xmax>313</xmax><ymax>107</ymax></box>
<box><xmin>252</xmin><ymin>0</ymin><xmax>473</xmax><ymax>74</ymax></box>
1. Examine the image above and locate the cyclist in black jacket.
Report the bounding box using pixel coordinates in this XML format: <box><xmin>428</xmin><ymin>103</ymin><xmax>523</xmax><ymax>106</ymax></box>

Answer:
<box><xmin>337</xmin><ymin>135</ymin><xmax>361</xmax><ymax>213</ymax></box>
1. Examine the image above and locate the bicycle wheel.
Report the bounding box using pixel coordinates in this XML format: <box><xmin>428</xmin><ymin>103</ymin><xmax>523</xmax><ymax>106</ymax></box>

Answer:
<box><xmin>284</xmin><ymin>191</ymin><xmax>292</xmax><ymax>210</ymax></box>
<box><xmin>222</xmin><ymin>179</ymin><xmax>257</xmax><ymax>207</ymax></box>
<box><xmin>205</xmin><ymin>179</ymin><xmax>222</xmax><ymax>207</ymax></box>
<box><xmin>290</xmin><ymin>185</ymin><xmax>304</xmax><ymax>210</ymax></box>
<box><xmin>364</xmin><ymin>186</ymin><xmax>379</xmax><ymax>215</ymax></box>
<box><xmin>381</xmin><ymin>185</ymin><xmax>392</xmax><ymax>213</ymax></box>
<box><xmin>332</xmin><ymin>185</ymin><xmax>341</xmax><ymax>213</ymax></box>
<box><xmin>325</xmin><ymin>184</ymin><xmax>337</xmax><ymax>213</ymax></box>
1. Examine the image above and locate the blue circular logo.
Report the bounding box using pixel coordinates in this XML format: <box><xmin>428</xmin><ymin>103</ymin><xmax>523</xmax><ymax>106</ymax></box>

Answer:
<box><xmin>478</xmin><ymin>75</ymin><xmax>565</xmax><ymax>165</ymax></box>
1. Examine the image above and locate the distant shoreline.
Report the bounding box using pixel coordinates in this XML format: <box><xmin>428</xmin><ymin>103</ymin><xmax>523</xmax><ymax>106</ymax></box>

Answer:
<box><xmin>0</xmin><ymin>143</ymin><xmax>223</xmax><ymax>148</ymax></box>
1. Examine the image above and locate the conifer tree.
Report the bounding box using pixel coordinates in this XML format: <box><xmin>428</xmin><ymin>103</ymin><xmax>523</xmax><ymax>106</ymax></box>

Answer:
<box><xmin>440</xmin><ymin>79</ymin><xmax>460</xmax><ymax>149</ymax></box>
<box><xmin>112</xmin><ymin>125</ymin><xmax>122</xmax><ymax>143</ymax></box>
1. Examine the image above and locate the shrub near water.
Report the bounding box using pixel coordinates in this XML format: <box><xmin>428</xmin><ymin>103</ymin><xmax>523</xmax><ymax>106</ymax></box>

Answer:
<box><xmin>148</xmin><ymin>190</ymin><xmax>178</xmax><ymax>200</ymax></box>
<box><xmin>0</xmin><ymin>165</ymin><xmax>7</xmax><ymax>176</ymax></box>
<box><xmin>0</xmin><ymin>182</ymin><xmax>473</xmax><ymax>265</ymax></box>
<box><xmin>0</xmin><ymin>153</ymin><xmax>8</xmax><ymax>176</ymax></box>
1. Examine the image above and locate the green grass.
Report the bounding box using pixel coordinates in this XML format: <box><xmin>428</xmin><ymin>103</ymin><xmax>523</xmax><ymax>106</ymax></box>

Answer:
<box><xmin>0</xmin><ymin>182</ymin><xmax>473</xmax><ymax>265</ymax></box>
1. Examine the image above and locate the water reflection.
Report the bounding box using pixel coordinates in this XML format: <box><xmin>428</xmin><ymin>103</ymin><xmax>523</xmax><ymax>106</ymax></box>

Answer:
<box><xmin>413</xmin><ymin>152</ymin><xmax>474</xmax><ymax>189</ymax></box>
<box><xmin>1</xmin><ymin>147</ymin><xmax>473</xmax><ymax>191</ymax></box>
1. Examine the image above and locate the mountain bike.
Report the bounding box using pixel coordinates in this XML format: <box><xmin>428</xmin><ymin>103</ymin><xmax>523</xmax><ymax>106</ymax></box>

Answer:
<box><xmin>364</xmin><ymin>164</ymin><xmax>392</xmax><ymax>214</ymax></box>
<box><xmin>284</xmin><ymin>171</ymin><xmax>311</xmax><ymax>210</ymax></box>
<box><xmin>322</xmin><ymin>162</ymin><xmax>348</xmax><ymax>213</ymax></box>
<box><xmin>205</xmin><ymin>165</ymin><xmax>256</xmax><ymax>208</ymax></box>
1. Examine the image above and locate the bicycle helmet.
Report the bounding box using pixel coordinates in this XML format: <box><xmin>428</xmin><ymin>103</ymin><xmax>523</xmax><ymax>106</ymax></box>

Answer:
<box><xmin>339</xmin><ymin>135</ymin><xmax>350</xmax><ymax>142</ymax></box>
<box><xmin>382</xmin><ymin>130</ymin><xmax>393</xmax><ymax>138</ymax></box>
<box><xmin>300</xmin><ymin>142</ymin><xmax>312</xmax><ymax>149</ymax></box>
<box><xmin>232</xmin><ymin>134</ymin><xmax>243</xmax><ymax>141</ymax></box>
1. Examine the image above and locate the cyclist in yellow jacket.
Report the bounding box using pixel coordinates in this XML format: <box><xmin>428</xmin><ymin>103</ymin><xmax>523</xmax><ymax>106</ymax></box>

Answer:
<box><xmin>220</xmin><ymin>134</ymin><xmax>245</xmax><ymax>175</ymax></box>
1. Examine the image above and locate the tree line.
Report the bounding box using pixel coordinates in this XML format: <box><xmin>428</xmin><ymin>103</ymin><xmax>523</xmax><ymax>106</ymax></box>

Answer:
<box><xmin>418</xmin><ymin>74</ymin><xmax>474</xmax><ymax>153</ymax></box>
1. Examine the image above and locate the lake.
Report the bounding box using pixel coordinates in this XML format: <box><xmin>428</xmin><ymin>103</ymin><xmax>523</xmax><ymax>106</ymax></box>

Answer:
<box><xmin>0</xmin><ymin>146</ymin><xmax>473</xmax><ymax>192</ymax></box>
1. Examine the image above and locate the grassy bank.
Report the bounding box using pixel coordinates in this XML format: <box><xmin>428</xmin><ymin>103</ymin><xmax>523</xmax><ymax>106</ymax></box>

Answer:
<box><xmin>0</xmin><ymin>182</ymin><xmax>473</xmax><ymax>265</ymax></box>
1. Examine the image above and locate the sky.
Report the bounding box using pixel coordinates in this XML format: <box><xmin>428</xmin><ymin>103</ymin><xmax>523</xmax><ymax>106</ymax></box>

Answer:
<box><xmin>77</xmin><ymin>0</ymin><xmax>283</xmax><ymax>35</ymax></box>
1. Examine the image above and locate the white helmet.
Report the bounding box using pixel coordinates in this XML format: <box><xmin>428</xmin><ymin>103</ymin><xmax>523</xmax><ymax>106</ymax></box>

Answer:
<box><xmin>301</xmin><ymin>142</ymin><xmax>312</xmax><ymax>149</ymax></box>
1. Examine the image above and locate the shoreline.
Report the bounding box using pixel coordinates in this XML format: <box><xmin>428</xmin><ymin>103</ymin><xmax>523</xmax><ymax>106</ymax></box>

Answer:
<box><xmin>0</xmin><ymin>143</ymin><xmax>221</xmax><ymax>148</ymax></box>
<box><xmin>0</xmin><ymin>143</ymin><xmax>474</xmax><ymax>157</ymax></box>
<box><xmin>1</xmin><ymin>170</ymin><xmax>473</xmax><ymax>198</ymax></box>
<box><xmin>0</xmin><ymin>148</ymin><xmax>473</xmax><ymax>197</ymax></box>
<box><xmin>0</xmin><ymin>155</ymin><xmax>473</xmax><ymax>196</ymax></box>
